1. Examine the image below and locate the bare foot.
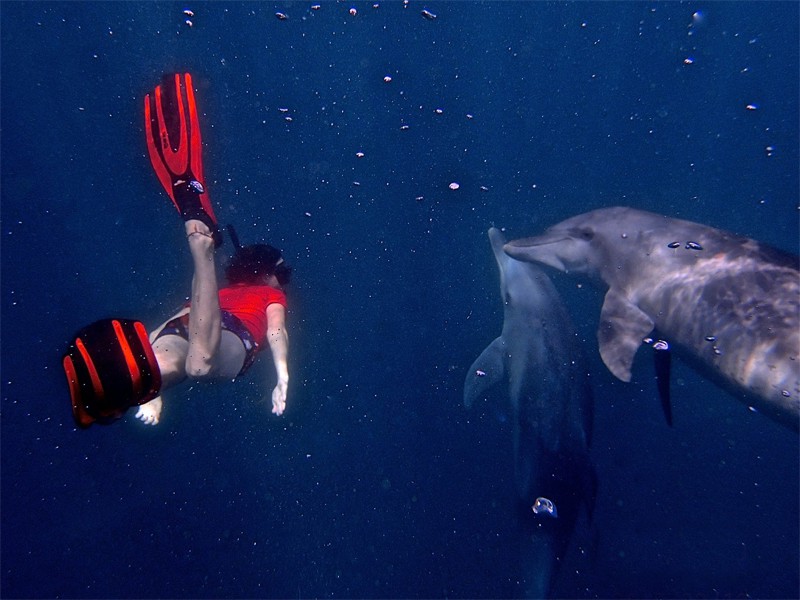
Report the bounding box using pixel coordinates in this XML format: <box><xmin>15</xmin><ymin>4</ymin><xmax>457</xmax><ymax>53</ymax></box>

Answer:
<box><xmin>135</xmin><ymin>396</ymin><xmax>163</xmax><ymax>425</ymax></box>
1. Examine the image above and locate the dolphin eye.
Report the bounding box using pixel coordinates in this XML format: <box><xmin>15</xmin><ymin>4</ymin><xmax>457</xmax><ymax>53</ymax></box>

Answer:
<box><xmin>577</xmin><ymin>228</ymin><xmax>594</xmax><ymax>241</ymax></box>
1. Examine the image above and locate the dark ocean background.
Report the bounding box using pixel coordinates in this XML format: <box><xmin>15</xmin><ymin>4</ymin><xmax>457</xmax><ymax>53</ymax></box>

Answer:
<box><xmin>2</xmin><ymin>2</ymin><xmax>798</xmax><ymax>598</ymax></box>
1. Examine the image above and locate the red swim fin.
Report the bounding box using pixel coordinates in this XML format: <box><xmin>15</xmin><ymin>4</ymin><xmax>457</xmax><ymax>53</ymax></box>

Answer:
<box><xmin>63</xmin><ymin>319</ymin><xmax>162</xmax><ymax>428</ymax></box>
<box><xmin>145</xmin><ymin>73</ymin><xmax>220</xmax><ymax>241</ymax></box>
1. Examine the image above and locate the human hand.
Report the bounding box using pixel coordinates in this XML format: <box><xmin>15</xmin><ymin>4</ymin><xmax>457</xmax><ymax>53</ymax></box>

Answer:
<box><xmin>271</xmin><ymin>378</ymin><xmax>288</xmax><ymax>416</ymax></box>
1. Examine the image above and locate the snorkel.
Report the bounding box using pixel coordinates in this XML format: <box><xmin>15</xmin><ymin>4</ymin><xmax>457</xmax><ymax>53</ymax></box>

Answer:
<box><xmin>225</xmin><ymin>225</ymin><xmax>292</xmax><ymax>286</ymax></box>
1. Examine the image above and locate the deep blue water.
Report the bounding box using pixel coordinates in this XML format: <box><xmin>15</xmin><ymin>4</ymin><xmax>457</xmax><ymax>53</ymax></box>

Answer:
<box><xmin>2</xmin><ymin>2</ymin><xmax>798</xmax><ymax>598</ymax></box>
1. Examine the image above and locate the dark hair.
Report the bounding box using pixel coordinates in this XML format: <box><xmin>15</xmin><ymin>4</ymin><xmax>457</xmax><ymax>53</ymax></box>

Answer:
<box><xmin>225</xmin><ymin>244</ymin><xmax>292</xmax><ymax>286</ymax></box>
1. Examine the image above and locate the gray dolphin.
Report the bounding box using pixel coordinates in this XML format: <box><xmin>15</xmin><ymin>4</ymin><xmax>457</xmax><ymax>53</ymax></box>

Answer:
<box><xmin>465</xmin><ymin>228</ymin><xmax>595</xmax><ymax>598</ymax></box>
<box><xmin>505</xmin><ymin>207</ymin><xmax>800</xmax><ymax>431</ymax></box>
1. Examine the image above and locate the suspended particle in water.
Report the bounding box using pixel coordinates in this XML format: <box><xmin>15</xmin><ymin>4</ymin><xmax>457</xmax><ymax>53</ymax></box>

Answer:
<box><xmin>275</xmin><ymin>12</ymin><xmax>288</xmax><ymax>20</ymax></box>
<box><xmin>421</xmin><ymin>9</ymin><xmax>437</xmax><ymax>20</ymax></box>
<box><xmin>532</xmin><ymin>497</ymin><xmax>558</xmax><ymax>518</ymax></box>
<box><xmin>187</xmin><ymin>179</ymin><xmax>205</xmax><ymax>194</ymax></box>
<box><xmin>383</xmin><ymin>75</ymin><xmax>393</xmax><ymax>83</ymax></box>
<box><xmin>448</xmin><ymin>182</ymin><xmax>460</xmax><ymax>190</ymax></box>
<box><xmin>667</xmin><ymin>241</ymin><xmax>681</xmax><ymax>248</ymax></box>
<box><xmin>685</xmin><ymin>241</ymin><xmax>703</xmax><ymax>250</ymax></box>
<box><xmin>653</xmin><ymin>340</ymin><xmax>669</xmax><ymax>351</ymax></box>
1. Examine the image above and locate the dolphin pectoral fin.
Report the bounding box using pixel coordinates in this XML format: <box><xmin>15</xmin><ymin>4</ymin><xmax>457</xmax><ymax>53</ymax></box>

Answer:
<box><xmin>464</xmin><ymin>337</ymin><xmax>505</xmax><ymax>408</ymax></box>
<box><xmin>585</xmin><ymin>463</ymin><xmax>599</xmax><ymax>525</ymax></box>
<box><xmin>653</xmin><ymin>342</ymin><xmax>673</xmax><ymax>427</ymax></box>
<box><xmin>597</xmin><ymin>289</ymin><xmax>655</xmax><ymax>382</ymax></box>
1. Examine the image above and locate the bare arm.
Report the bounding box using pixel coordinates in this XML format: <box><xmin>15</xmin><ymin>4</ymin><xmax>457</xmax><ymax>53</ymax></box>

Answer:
<box><xmin>266</xmin><ymin>303</ymin><xmax>289</xmax><ymax>415</ymax></box>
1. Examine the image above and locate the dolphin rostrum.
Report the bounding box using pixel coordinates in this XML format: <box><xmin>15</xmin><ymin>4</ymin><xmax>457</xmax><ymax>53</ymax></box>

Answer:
<box><xmin>465</xmin><ymin>228</ymin><xmax>595</xmax><ymax>598</ymax></box>
<box><xmin>505</xmin><ymin>207</ymin><xmax>800</xmax><ymax>431</ymax></box>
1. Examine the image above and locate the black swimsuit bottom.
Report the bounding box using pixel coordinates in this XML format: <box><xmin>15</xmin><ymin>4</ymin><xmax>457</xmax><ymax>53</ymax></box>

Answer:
<box><xmin>155</xmin><ymin>311</ymin><xmax>259</xmax><ymax>376</ymax></box>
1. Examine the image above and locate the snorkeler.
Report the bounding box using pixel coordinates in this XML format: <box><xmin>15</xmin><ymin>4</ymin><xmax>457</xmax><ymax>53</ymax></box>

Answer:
<box><xmin>63</xmin><ymin>73</ymin><xmax>291</xmax><ymax>427</ymax></box>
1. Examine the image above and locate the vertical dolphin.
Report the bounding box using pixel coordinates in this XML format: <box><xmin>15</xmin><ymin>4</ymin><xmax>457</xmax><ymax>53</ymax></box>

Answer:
<box><xmin>504</xmin><ymin>207</ymin><xmax>800</xmax><ymax>431</ymax></box>
<box><xmin>465</xmin><ymin>228</ymin><xmax>596</xmax><ymax>598</ymax></box>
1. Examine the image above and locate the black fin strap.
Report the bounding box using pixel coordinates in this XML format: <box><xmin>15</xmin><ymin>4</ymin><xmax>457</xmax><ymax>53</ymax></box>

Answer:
<box><xmin>226</xmin><ymin>224</ymin><xmax>243</xmax><ymax>250</ymax></box>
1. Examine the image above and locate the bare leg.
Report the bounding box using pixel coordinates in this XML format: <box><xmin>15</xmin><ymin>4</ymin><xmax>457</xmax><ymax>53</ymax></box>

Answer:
<box><xmin>135</xmin><ymin>218</ymin><xmax>220</xmax><ymax>426</ymax></box>
<box><xmin>184</xmin><ymin>219</ymin><xmax>221</xmax><ymax>377</ymax></box>
<box><xmin>136</xmin><ymin>334</ymin><xmax>188</xmax><ymax>426</ymax></box>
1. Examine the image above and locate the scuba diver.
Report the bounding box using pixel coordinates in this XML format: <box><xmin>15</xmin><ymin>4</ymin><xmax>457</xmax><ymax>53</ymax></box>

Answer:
<box><xmin>63</xmin><ymin>73</ymin><xmax>291</xmax><ymax>427</ymax></box>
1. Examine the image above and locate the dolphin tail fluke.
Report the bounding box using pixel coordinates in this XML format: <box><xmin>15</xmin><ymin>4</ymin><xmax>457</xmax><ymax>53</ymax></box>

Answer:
<box><xmin>464</xmin><ymin>337</ymin><xmax>505</xmax><ymax>409</ymax></box>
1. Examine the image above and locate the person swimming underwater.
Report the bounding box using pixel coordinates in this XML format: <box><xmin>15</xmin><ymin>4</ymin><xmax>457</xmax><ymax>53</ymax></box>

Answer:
<box><xmin>63</xmin><ymin>73</ymin><xmax>292</xmax><ymax>427</ymax></box>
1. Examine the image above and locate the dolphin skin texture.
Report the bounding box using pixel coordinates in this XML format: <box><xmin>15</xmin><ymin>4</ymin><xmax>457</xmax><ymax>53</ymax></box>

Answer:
<box><xmin>505</xmin><ymin>206</ymin><xmax>800</xmax><ymax>431</ymax></box>
<box><xmin>465</xmin><ymin>228</ymin><xmax>596</xmax><ymax>598</ymax></box>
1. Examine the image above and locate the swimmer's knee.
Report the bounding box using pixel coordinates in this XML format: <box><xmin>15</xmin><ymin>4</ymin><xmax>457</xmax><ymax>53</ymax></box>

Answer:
<box><xmin>185</xmin><ymin>356</ymin><xmax>214</xmax><ymax>378</ymax></box>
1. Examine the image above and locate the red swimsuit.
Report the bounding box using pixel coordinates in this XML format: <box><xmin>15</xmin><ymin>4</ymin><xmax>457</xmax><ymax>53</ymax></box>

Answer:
<box><xmin>156</xmin><ymin>284</ymin><xmax>287</xmax><ymax>376</ymax></box>
<box><xmin>218</xmin><ymin>284</ymin><xmax>287</xmax><ymax>343</ymax></box>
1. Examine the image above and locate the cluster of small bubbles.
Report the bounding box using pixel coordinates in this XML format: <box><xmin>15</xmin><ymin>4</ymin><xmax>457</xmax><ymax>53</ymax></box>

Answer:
<box><xmin>532</xmin><ymin>497</ymin><xmax>558</xmax><ymax>518</ymax></box>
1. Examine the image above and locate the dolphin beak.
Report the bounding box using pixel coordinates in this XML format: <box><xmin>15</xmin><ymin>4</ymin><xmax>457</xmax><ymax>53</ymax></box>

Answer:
<box><xmin>503</xmin><ymin>235</ymin><xmax>569</xmax><ymax>271</ymax></box>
